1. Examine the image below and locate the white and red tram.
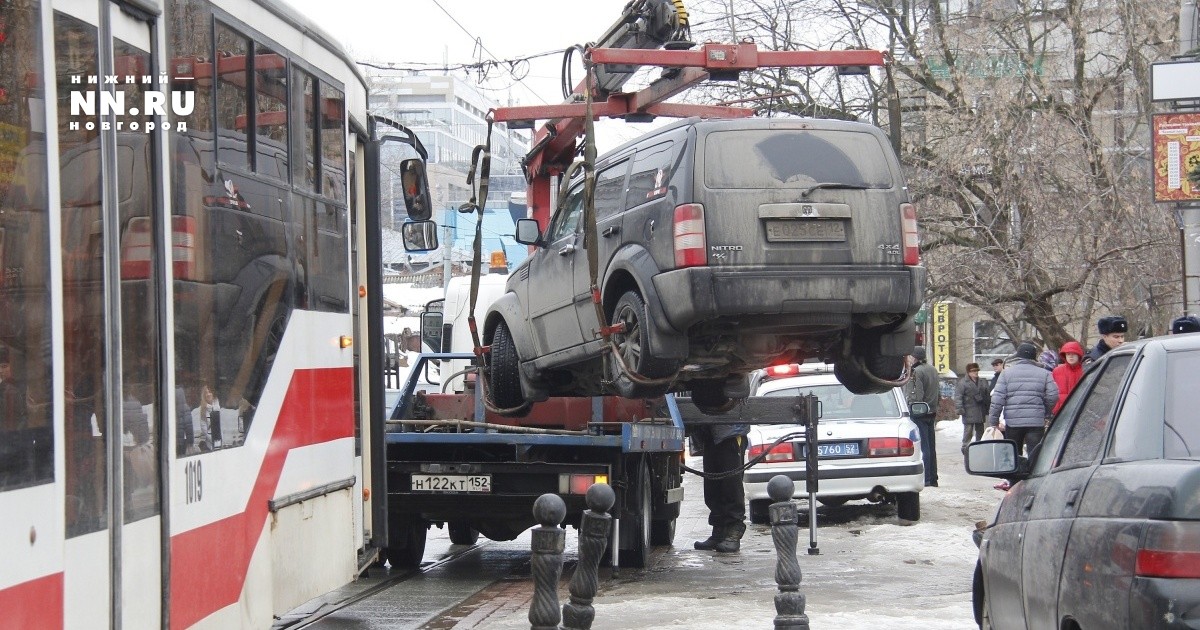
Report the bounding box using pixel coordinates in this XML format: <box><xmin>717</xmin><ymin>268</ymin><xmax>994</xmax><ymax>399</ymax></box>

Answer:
<box><xmin>0</xmin><ymin>0</ymin><xmax>424</xmax><ymax>626</ymax></box>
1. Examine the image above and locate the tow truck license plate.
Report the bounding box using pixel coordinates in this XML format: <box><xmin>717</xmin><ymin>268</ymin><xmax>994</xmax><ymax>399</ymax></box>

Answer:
<box><xmin>765</xmin><ymin>219</ymin><xmax>846</xmax><ymax>242</ymax></box>
<box><xmin>411</xmin><ymin>474</ymin><xmax>492</xmax><ymax>493</ymax></box>
<box><xmin>800</xmin><ymin>442</ymin><xmax>860</xmax><ymax>457</ymax></box>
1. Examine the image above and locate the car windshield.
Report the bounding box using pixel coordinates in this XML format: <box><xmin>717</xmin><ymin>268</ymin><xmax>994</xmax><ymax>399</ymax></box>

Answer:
<box><xmin>704</xmin><ymin>129</ymin><xmax>894</xmax><ymax>190</ymax></box>
<box><xmin>761</xmin><ymin>384</ymin><xmax>899</xmax><ymax>419</ymax></box>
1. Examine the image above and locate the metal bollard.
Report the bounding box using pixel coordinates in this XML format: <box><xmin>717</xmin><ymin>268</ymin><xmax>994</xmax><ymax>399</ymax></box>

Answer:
<box><xmin>768</xmin><ymin>475</ymin><xmax>810</xmax><ymax>630</ymax></box>
<box><xmin>529</xmin><ymin>493</ymin><xmax>567</xmax><ymax>630</ymax></box>
<box><xmin>562</xmin><ymin>483</ymin><xmax>615</xmax><ymax>630</ymax></box>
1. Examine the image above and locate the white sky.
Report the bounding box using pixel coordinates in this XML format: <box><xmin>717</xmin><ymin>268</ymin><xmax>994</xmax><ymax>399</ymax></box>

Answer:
<box><xmin>281</xmin><ymin>0</ymin><xmax>690</xmax><ymax>150</ymax></box>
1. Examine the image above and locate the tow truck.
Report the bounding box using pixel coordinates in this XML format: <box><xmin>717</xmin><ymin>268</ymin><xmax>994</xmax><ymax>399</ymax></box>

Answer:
<box><xmin>377</xmin><ymin>0</ymin><xmax>891</xmax><ymax>570</ymax></box>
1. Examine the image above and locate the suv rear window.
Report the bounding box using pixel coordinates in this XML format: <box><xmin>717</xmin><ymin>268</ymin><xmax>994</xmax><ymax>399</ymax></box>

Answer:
<box><xmin>704</xmin><ymin>129</ymin><xmax>894</xmax><ymax>189</ymax></box>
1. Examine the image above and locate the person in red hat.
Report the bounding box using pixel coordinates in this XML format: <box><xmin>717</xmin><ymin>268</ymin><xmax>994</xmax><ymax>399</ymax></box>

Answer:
<box><xmin>1051</xmin><ymin>340</ymin><xmax>1086</xmax><ymax>415</ymax></box>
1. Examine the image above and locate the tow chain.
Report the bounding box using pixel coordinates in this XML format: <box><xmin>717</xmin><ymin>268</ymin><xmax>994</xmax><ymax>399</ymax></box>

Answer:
<box><xmin>681</xmin><ymin>430</ymin><xmax>809</xmax><ymax>480</ymax></box>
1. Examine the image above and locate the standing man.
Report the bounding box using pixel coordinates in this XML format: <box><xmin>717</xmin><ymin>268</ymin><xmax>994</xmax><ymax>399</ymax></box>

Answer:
<box><xmin>691</xmin><ymin>421</ymin><xmax>749</xmax><ymax>553</ymax></box>
<box><xmin>1084</xmin><ymin>316</ymin><xmax>1127</xmax><ymax>365</ymax></box>
<box><xmin>904</xmin><ymin>347</ymin><xmax>940</xmax><ymax>487</ymax></box>
<box><xmin>953</xmin><ymin>363</ymin><xmax>989</xmax><ymax>455</ymax></box>
<box><xmin>988</xmin><ymin>342</ymin><xmax>1059</xmax><ymax>457</ymax></box>
<box><xmin>1171</xmin><ymin>315</ymin><xmax>1200</xmax><ymax>334</ymax></box>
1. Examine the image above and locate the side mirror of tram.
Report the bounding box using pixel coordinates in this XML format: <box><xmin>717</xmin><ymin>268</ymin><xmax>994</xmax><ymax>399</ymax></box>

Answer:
<box><xmin>401</xmin><ymin>220</ymin><xmax>439</xmax><ymax>252</ymax></box>
<box><xmin>400</xmin><ymin>158</ymin><xmax>433</xmax><ymax>222</ymax></box>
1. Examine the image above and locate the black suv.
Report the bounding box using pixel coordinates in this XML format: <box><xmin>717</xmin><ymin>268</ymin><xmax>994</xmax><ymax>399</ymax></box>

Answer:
<box><xmin>484</xmin><ymin>117</ymin><xmax>925</xmax><ymax>413</ymax></box>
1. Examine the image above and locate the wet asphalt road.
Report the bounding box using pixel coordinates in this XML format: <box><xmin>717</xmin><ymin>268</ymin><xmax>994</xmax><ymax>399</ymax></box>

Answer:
<box><xmin>289</xmin><ymin>419</ymin><xmax>999</xmax><ymax>629</ymax></box>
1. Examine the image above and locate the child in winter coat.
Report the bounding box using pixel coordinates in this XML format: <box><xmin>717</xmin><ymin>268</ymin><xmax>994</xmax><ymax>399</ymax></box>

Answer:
<box><xmin>1051</xmin><ymin>340</ymin><xmax>1086</xmax><ymax>416</ymax></box>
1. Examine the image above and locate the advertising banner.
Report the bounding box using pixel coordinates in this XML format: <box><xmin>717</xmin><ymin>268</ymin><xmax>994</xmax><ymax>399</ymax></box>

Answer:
<box><xmin>1152</xmin><ymin>112</ymin><xmax>1200</xmax><ymax>202</ymax></box>
<box><xmin>931</xmin><ymin>301</ymin><xmax>953</xmax><ymax>375</ymax></box>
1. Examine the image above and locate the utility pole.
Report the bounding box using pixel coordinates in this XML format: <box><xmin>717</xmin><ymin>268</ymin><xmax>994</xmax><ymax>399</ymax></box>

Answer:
<box><xmin>1178</xmin><ymin>0</ymin><xmax>1200</xmax><ymax>317</ymax></box>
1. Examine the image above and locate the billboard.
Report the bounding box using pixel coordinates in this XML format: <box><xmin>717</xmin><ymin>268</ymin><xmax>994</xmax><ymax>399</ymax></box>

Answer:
<box><xmin>1152</xmin><ymin>112</ymin><xmax>1200</xmax><ymax>202</ymax></box>
<box><xmin>931</xmin><ymin>301</ymin><xmax>953</xmax><ymax>375</ymax></box>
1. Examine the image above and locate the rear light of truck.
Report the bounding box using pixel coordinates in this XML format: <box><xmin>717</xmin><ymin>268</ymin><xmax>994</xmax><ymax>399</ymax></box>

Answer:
<box><xmin>559</xmin><ymin>473</ymin><xmax>609</xmax><ymax>495</ymax></box>
<box><xmin>748</xmin><ymin>442</ymin><xmax>795</xmax><ymax>463</ymax></box>
<box><xmin>867</xmin><ymin>437</ymin><xmax>915</xmax><ymax>457</ymax></box>
<box><xmin>673</xmin><ymin>203</ymin><xmax>706</xmax><ymax>268</ymax></box>
<box><xmin>1135</xmin><ymin>521</ymin><xmax>1200</xmax><ymax>579</ymax></box>
<box><xmin>901</xmin><ymin>203</ymin><xmax>919</xmax><ymax>265</ymax></box>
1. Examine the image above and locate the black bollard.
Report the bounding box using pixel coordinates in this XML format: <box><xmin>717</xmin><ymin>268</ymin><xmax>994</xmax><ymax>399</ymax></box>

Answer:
<box><xmin>562</xmin><ymin>483</ymin><xmax>615</xmax><ymax>630</ymax></box>
<box><xmin>768</xmin><ymin>474</ymin><xmax>810</xmax><ymax>630</ymax></box>
<box><xmin>529</xmin><ymin>493</ymin><xmax>567</xmax><ymax>630</ymax></box>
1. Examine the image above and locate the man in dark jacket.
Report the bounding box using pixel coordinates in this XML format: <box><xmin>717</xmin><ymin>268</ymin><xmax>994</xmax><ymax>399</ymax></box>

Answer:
<box><xmin>1084</xmin><ymin>316</ymin><xmax>1127</xmax><ymax>365</ymax></box>
<box><xmin>904</xmin><ymin>347</ymin><xmax>940</xmax><ymax>487</ymax></box>
<box><xmin>1171</xmin><ymin>315</ymin><xmax>1200</xmax><ymax>334</ymax></box>
<box><xmin>691</xmin><ymin>421</ymin><xmax>749</xmax><ymax>553</ymax></box>
<box><xmin>953</xmin><ymin>363</ymin><xmax>989</xmax><ymax>455</ymax></box>
<box><xmin>988</xmin><ymin>342</ymin><xmax>1059</xmax><ymax>456</ymax></box>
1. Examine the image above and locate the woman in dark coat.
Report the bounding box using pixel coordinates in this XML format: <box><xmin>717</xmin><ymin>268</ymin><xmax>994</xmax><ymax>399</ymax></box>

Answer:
<box><xmin>953</xmin><ymin>363</ymin><xmax>989</xmax><ymax>454</ymax></box>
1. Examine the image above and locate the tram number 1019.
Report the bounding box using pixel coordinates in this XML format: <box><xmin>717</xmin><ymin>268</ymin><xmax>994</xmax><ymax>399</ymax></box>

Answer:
<box><xmin>185</xmin><ymin>459</ymin><xmax>203</xmax><ymax>504</ymax></box>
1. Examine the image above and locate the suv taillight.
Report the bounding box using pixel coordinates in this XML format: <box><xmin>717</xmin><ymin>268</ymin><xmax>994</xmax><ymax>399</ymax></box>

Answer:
<box><xmin>901</xmin><ymin>203</ymin><xmax>919</xmax><ymax>265</ymax></box>
<box><xmin>120</xmin><ymin>215</ymin><xmax>198</xmax><ymax>280</ymax></box>
<box><xmin>1135</xmin><ymin>521</ymin><xmax>1200</xmax><ymax>579</ymax></box>
<box><xmin>673</xmin><ymin>203</ymin><xmax>706</xmax><ymax>268</ymax></box>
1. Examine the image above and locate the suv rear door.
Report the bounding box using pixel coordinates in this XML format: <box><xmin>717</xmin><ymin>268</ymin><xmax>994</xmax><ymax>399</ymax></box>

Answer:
<box><xmin>696</xmin><ymin>122</ymin><xmax>904</xmax><ymax>269</ymax></box>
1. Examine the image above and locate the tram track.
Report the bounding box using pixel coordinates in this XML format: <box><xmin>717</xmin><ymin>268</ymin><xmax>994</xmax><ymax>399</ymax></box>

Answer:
<box><xmin>276</xmin><ymin>541</ymin><xmax>492</xmax><ymax>629</ymax></box>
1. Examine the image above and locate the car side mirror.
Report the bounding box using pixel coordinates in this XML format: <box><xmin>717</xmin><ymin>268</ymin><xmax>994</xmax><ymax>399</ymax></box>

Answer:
<box><xmin>402</xmin><ymin>220</ymin><xmax>439</xmax><ymax>252</ymax></box>
<box><xmin>965</xmin><ymin>440</ymin><xmax>1019</xmax><ymax>476</ymax></box>
<box><xmin>400</xmin><ymin>158</ymin><xmax>433</xmax><ymax>221</ymax></box>
<box><xmin>514</xmin><ymin>218</ymin><xmax>543</xmax><ymax>246</ymax></box>
<box><xmin>908</xmin><ymin>401</ymin><xmax>930</xmax><ymax>416</ymax></box>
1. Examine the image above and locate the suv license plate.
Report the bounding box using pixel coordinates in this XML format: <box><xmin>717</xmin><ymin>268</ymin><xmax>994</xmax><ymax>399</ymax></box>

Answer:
<box><xmin>801</xmin><ymin>442</ymin><xmax>861</xmax><ymax>458</ymax></box>
<box><xmin>765</xmin><ymin>219</ymin><xmax>845</xmax><ymax>242</ymax></box>
<box><xmin>411</xmin><ymin>474</ymin><xmax>492</xmax><ymax>493</ymax></box>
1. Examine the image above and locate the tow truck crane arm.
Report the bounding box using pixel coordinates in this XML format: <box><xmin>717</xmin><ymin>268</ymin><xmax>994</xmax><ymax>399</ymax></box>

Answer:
<box><xmin>491</xmin><ymin>1</ymin><xmax>886</xmax><ymax>228</ymax></box>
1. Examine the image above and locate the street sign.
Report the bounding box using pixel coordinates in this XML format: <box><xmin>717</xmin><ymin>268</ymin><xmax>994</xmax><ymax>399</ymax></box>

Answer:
<box><xmin>1151</xmin><ymin>60</ymin><xmax>1200</xmax><ymax>102</ymax></box>
<box><xmin>1152</xmin><ymin>112</ymin><xmax>1200</xmax><ymax>202</ymax></box>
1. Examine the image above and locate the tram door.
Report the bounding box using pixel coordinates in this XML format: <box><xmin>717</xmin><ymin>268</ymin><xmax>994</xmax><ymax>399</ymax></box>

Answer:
<box><xmin>54</xmin><ymin>0</ymin><xmax>165</xmax><ymax>626</ymax></box>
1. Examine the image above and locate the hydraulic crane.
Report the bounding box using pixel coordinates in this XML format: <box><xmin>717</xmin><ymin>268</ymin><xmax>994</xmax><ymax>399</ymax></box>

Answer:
<box><xmin>491</xmin><ymin>0</ymin><xmax>887</xmax><ymax>229</ymax></box>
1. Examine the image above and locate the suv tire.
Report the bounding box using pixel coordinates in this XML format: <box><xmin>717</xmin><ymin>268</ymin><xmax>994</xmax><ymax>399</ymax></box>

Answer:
<box><xmin>609</xmin><ymin>291</ymin><xmax>679</xmax><ymax>398</ymax></box>
<box><xmin>834</xmin><ymin>358</ymin><xmax>893</xmax><ymax>395</ymax></box>
<box><xmin>487</xmin><ymin>321</ymin><xmax>526</xmax><ymax>411</ymax></box>
<box><xmin>690</xmin><ymin>379</ymin><xmax>737</xmax><ymax>415</ymax></box>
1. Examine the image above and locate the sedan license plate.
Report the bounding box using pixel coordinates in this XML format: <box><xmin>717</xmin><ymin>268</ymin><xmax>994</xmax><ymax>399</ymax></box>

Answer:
<box><xmin>411</xmin><ymin>474</ymin><xmax>492</xmax><ymax>493</ymax></box>
<box><xmin>765</xmin><ymin>219</ymin><xmax>845</xmax><ymax>242</ymax></box>
<box><xmin>800</xmin><ymin>442</ymin><xmax>861</xmax><ymax>458</ymax></box>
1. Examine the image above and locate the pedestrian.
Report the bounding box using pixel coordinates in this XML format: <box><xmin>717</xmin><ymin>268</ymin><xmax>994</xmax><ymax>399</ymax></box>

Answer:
<box><xmin>989</xmin><ymin>357</ymin><xmax>1005</xmax><ymax>392</ymax></box>
<box><xmin>1050</xmin><ymin>340</ymin><xmax>1085</xmax><ymax>415</ymax></box>
<box><xmin>691</xmin><ymin>421</ymin><xmax>749</xmax><ymax>553</ymax></box>
<box><xmin>1171</xmin><ymin>315</ymin><xmax>1200</xmax><ymax>334</ymax></box>
<box><xmin>953</xmin><ymin>363</ymin><xmax>989</xmax><ymax>455</ymax></box>
<box><xmin>903</xmin><ymin>347</ymin><xmax>940</xmax><ymax>487</ymax></box>
<box><xmin>1038</xmin><ymin>349</ymin><xmax>1057</xmax><ymax>371</ymax></box>
<box><xmin>1084</xmin><ymin>315</ymin><xmax>1127</xmax><ymax>365</ymax></box>
<box><xmin>987</xmin><ymin>342</ymin><xmax>1059</xmax><ymax>457</ymax></box>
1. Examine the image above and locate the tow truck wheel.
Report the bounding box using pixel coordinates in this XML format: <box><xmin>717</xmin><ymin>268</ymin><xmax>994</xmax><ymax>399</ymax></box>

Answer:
<box><xmin>384</xmin><ymin>518</ymin><xmax>428</xmax><ymax>570</ymax></box>
<box><xmin>487</xmin><ymin>321</ymin><xmax>526</xmax><ymax>411</ymax></box>
<box><xmin>610</xmin><ymin>291</ymin><xmax>678</xmax><ymax>398</ymax></box>
<box><xmin>448</xmin><ymin>521</ymin><xmax>480</xmax><ymax>545</ymax></box>
<box><xmin>650</xmin><ymin>518</ymin><xmax>676</xmax><ymax>546</ymax></box>
<box><xmin>619</xmin><ymin>460</ymin><xmax>652</xmax><ymax>568</ymax></box>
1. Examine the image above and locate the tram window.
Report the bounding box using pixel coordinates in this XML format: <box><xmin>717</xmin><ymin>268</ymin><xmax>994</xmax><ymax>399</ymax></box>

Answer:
<box><xmin>53</xmin><ymin>12</ymin><xmax>107</xmax><ymax>536</ymax></box>
<box><xmin>215</xmin><ymin>22</ymin><xmax>250</xmax><ymax>169</ymax></box>
<box><xmin>320</xmin><ymin>85</ymin><xmax>345</xmax><ymax>201</ymax></box>
<box><xmin>297</xmin><ymin>70</ymin><xmax>317</xmax><ymax>192</ymax></box>
<box><xmin>1</xmin><ymin>0</ymin><xmax>54</xmax><ymax>495</ymax></box>
<box><xmin>254</xmin><ymin>44</ymin><xmax>288</xmax><ymax>180</ymax></box>
<box><xmin>306</xmin><ymin>198</ymin><xmax>349</xmax><ymax>313</ymax></box>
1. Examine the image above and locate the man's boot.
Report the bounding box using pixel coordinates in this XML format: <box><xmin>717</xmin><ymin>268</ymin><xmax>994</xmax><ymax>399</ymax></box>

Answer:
<box><xmin>713</xmin><ymin>521</ymin><xmax>746</xmax><ymax>553</ymax></box>
<box><xmin>694</xmin><ymin>525</ymin><xmax>725</xmax><ymax>551</ymax></box>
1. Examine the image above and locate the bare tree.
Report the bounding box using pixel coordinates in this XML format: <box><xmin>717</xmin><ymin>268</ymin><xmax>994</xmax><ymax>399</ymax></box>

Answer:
<box><xmin>686</xmin><ymin>0</ymin><xmax>1181</xmax><ymax>346</ymax></box>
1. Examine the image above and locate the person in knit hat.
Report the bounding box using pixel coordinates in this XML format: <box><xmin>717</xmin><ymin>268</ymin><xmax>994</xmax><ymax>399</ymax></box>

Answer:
<box><xmin>987</xmin><ymin>341</ymin><xmax>1059</xmax><ymax>457</ymax></box>
<box><xmin>1051</xmin><ymin>340</ymin><xmax>1086</xmax><ymax>415</ymax></box>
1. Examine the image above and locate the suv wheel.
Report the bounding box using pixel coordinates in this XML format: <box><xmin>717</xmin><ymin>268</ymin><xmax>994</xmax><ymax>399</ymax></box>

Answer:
<box><xmin>690</xmin><ymin>378</ymin><xmax>737</xmax><ymax>415</ymax></box>
<box><xmin>487</xmin><ymin>321</ymin><xmax>527</xmax><ymax>412</ymax></box>
<box><xmin>834</xmin><ymin>358</ymin><xmax>892</xmax><ymax>395</ymax></box>
<box><xmin>609</xmin><ymin>291</ymin><xmax>678</xmax><ymax>398</ymax></box>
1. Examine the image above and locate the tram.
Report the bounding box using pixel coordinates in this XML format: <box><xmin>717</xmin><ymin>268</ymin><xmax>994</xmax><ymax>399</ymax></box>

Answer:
<box><xmin>0</xmin><ymin>0</ymin><xmax>430</xmax><ymax>626</ymax></box>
